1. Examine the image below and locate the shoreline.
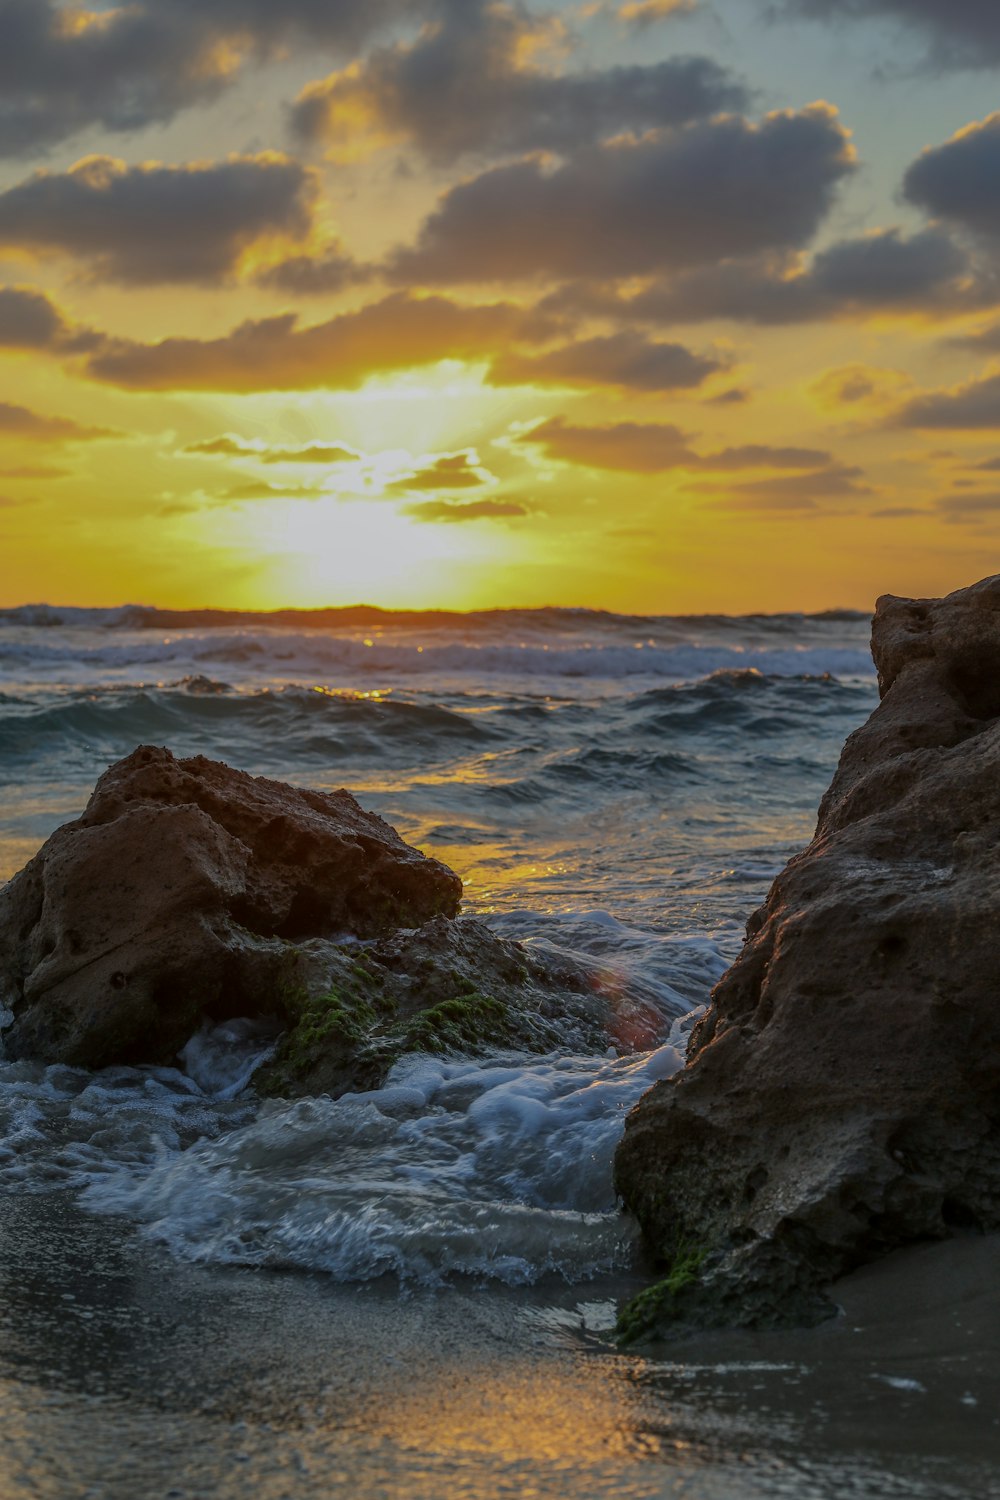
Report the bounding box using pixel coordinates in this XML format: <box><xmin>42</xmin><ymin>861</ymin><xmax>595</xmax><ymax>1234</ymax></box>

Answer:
<box><xmin>2</xmin><ymin>1193</ymin><xmax>997</xmax><ymax>1500</ymax></box>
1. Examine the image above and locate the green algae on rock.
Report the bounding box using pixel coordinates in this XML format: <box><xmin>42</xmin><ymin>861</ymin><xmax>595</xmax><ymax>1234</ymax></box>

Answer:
<box><xmin>615</xmin><ymin>1243</ymin><xmax>709</xmax><ymax>1345</ymax></box>
<box><xmin>255</xmin><ymin>914</ymin><xmax>621</xmax><ymax>1097</ymax></box>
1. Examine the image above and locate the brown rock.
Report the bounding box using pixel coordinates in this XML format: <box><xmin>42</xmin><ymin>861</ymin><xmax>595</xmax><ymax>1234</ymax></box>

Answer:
<box><xmin>614</xmin><ymin>575</ymin><xmax>1000</xmax><ymax>1332</ymax></box>
<box><xmin>0</xmin><ymin>745</ymin><xmax>461</xmax><ymax>1069</ymax></box>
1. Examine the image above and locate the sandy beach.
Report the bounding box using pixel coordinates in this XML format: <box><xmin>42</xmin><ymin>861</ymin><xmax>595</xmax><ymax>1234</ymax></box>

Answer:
<box><xmin>1</xmin><ymin>1194</ymin><xmax>997</xmax><ymax>1500</ymax></box>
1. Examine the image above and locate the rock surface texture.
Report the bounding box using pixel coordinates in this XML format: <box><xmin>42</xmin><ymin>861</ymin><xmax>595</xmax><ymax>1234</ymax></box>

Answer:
<box><xmin>615</xmin><ymin>575</ymin><xmax>1000</xmax><ymax>1334</ymax></box>
<box><xmin>0</xmin><ymin>746</ymin><xmax>652</xmax><ymax>1084</ymax></box>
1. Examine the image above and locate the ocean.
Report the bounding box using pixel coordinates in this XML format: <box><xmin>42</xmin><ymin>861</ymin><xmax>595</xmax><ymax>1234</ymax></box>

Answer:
<box><xmin>0</xmin><ymin>603</ymin><xmax>878</xmax><ymax>1280</ymax></box>
<box><xmin>7</xmin><ymin>604</ymin><xmax>993</xmax><ymax>1499</ymax></box>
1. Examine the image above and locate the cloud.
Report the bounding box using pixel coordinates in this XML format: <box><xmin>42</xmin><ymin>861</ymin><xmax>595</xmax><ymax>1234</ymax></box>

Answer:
<box><xmin>519</xmin><ymin>416</ymin><xmax>838</xmax><ymax>474</ymax></box>
<box><xmin>292</xmin><ymin>4</ymin><xmax>745</xmax><ymax>163</ymax></box>
<box><xmin>487</xmin><ymin>332</ymin><xmax>725</xmax><ymax>392</ymax></box>
<box><xmin>406</xmin><ymin>498</ymin><xmax>528</xmax><ymax>522</ymax></box>
<box><xmin>544</xmin><ymin>227</ymin><xmax>990</xmax><ymax>326</ymax></box>
<box><xmin>262</xmin><ymin>443</ymin><xmax>361</xmax><ymax>465</ymax></box>
<box><xmin>0</xmin><ymin>463</ymin><xmax>68</xmax><ymax>477</ymax></box>
<box><xmin>184</xmin><ymin>436</ymin><xmax>360</xmax><ymax>463</ymax></box>
<box><xmin>619</xmin><ymin>0</ymin><xmax>699</xmax><ymax>23</ymax></box>
<box><xmin>254</xmin><ymin>246</ymin><xmax>368</xmax><ymax>296</ymax></box>
<box><xmin>698</xmin><ymin>443</ymin><xmax>834</xmax><ymax>470</ymax></box>
<box><xmin>183</xmin><ymin>436</ymin><xmax>260</xmax><ymax>458</ymax></box>
<box><xmin>0</xmin><ymin>0</ymin><xmax>442</xmax><ymax>157</ymax></box>
<box><xmin>0</xmin><ymin>400</ymin><xmax>115</xmax><ymax>441</ymax></box>
<box><xmin>695</xmin><ymin>463</ymin><xmax>871</xmax><ymax>509</ymax></box>
<box><xmin>388</xmin><ymin>103</ymin><xmax>855</xmax><ymax>283</ymax></box>
<box><xmin>0</xmin><ymin>285</ymin><xmax>96</xmax><ymax>351</ymax></box>
<box><xmin>387</xmin><ymin>452</ymin><xmax>493</xmax><ymax>494</ymax></box>
<box><xmin>700</xmin><ymin>494</ymin><xmax>820</xmax><ymax>513</ymax></box>
<box><xmin>520</xmin><ymin>416</ymin><xmax>699</xmax><ymax>471</ymax></box>
<box><xmin>0</xmin><ymin>154</ymin><xmax>314</xmax><ymax>285</ymax></box>
<box><xmin>782</xmin><ymin>0</ymin><xmax>1000</xmax><ymax>70</ymax></box>
<box><xmin>215</xmin><ymin>480</ymin><xmax>325</xmax><ymax>501</ymax></box>
<box><xmin>952</xmin><ymin>321</ymin><xmax>1000</xmax><ymax>353</ymax></box>
<box><xmin>705</xmin><ymin>387</ymin><xmax>750</xmax><ymax>404</ymax></box>
<box><xmin>894</xmin><ymin>369</ymin><xmax>1000</xmax><ymax>429</ymax></box>
<box><xmin>903</xmin><ymin>114</ymin><xmax>1000</xmax><ymax>243</ymax></box>
<box><xmin>0</xmin><ymin>286</ymin><xmax>104</xmax><ymax>362</ymax></box>
<box><xmin>810</xmin><ymin>363</ymin><xmax>914</xmax><ymax>411</ymax></box>
<box><xmin>85</xmin><ymin>293</ymin><xmax>558</xmax><ymax>392</ymax></box>
<box><xmin>933</xmin><ymin>492</ymin><xmax>1000</xmax><ymax>522</ymax></box>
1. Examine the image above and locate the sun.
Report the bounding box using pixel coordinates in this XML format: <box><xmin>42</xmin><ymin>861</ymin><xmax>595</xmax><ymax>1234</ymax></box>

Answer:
<box><xmin>196</xmin><ymin>494</ymin><xmax>521</xmax><ymax>610</ymax></box>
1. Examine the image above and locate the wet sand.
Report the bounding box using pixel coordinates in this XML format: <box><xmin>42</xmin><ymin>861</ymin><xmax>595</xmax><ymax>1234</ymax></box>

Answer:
<box><xmin>0</xmin><ymin>1195</ymin><xmax>997</xmax><ymax>1499</ymax></box>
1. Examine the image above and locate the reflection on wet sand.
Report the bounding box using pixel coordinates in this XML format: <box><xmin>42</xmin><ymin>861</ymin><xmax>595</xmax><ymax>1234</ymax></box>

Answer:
<box><xmin>1</xmin><ymin>1197</ymin><xmax>997</xmax><ymax>1500</ymax></box>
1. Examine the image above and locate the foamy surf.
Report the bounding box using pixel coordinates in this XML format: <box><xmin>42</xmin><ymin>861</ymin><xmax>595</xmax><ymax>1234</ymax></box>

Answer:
<box><xmin>83</xmin><ymin>1037</ymin><xmax>688</xmax><ymax>1285</ymax></box>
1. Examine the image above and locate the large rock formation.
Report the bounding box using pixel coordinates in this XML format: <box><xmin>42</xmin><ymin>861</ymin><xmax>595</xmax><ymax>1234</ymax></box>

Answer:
<box><xmin>615</xmin><ymin>575</ymin><xmax>1000</xmax><ymax>1334</ymax></box>
<box><xmin>0</xmin><ymin>746</ymin><xmax>658</xmax><ymax>1084</ymax></box>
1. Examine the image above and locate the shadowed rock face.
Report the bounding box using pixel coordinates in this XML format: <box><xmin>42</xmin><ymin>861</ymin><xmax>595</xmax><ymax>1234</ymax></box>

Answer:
<box><xmin>0</xmin><ymin>746</ymin><xmax>462</xmax><ymax>1069</ymax></box>
<box><xmin>614</xmin><ymin>575</ymin><xmax>1000</xmax><ymax>1333</ymax></box>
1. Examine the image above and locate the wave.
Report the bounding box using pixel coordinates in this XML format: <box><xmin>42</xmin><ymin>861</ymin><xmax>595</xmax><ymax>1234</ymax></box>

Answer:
<box><xmin>0</xmin><ymin>629</ymin><xmax>877</xmax><ymax>686</ymax></box>
<box><xmin>0</xmin><ymin>602</ymin><xmax>869</xmax><ymax>634</ymax></box>
<box><xmin>0</xmin><ymin>673</ymin><xmax>877</xmax><ymax>780</ymax></box>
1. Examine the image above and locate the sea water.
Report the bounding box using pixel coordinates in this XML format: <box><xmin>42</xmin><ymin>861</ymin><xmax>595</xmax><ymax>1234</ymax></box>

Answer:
<box><xmin>0</xmin><ymin>604</ymin><xmax>878</xmax><ymax>1284</ymax></box>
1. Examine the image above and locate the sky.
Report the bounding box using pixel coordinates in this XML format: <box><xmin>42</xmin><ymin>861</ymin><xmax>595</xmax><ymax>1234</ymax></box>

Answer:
<box><xmin>0</xmin><ymin>0</ymin><xmax>999</xmax><ymax>614</ymax></box>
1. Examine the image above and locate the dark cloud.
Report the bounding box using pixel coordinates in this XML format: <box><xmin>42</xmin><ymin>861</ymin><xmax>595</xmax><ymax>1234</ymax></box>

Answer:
<box><xmin>782</xmin><ymin>0</ymin><xmax>1000</xmax><ymax>70</ymax></box>
<box><xmin>488</xmin><ymin>332</ymin><xmax>724</xmax><ymax>392</ymax></box>
<box><xmin>0</xmin><ymin>463</ymin><xmax>68</xmax><ymax>477</ymax></box>
<box><xmin>700</xmin><ymin>493</ymin><xmax>819</xmax><ymax>513</ymax></box>
<box><xmin>520</xmin><ymin>416</ymin><xmax>838</xmax><ymax>475</ymax></box>
<box><xmin>388</xmin><ymin>104</ymin><xmax>854</xmax><ymax>284</ymax></box>
<box><xmin>0</xmin><ymin>155</ymin><xmax>314</xmax><ymax>286</ymax></box>
<box><xmin>254</xmin><ymin>247</ymin><xmax>368</xmax><ymax>296</ymax></box>
<box><xmin>0</xmin><ymin>0</ymin><xmax>439</xmax><ymax>158</ymax></box>
<box><xmin>84</xmin><ymin>293</ymin><xmax>558</xmax><ymax>391</ymax></box>
<box><xmin>387</xmin><ymin>452</ymin><xmax>491</xmax><ymax>494</ymax></box>
<box><xmin>933</xmin><ymin>492</ymin><xmax>1000</xmax><ymax>521</ymax></box>
<box><xmin>543</xmin><ymin>228</ymin><xmax>988</xmax><ymax>326</ymax></box>
<box><xmin>216</xmin><ymin>479</ymin><xmax>325</xmax><ymax>501</ymax></box>
<box><xmin>262</xmin><ymin>443</ymin><xmax>361</xmax><ymax>465</ymax></box>
<box><xmin>0</xmin><ymin>285</ymin><xmax>69</xmax><ymax>348</ymax></box>
<box><xmin>521</xmin><ymin>416</ymin><xmax>699</xmax><ymax>472</ymax></box>
<box><xmin>292</xmin><ymin>4</ymin><xmax>745</xmax><ymax>162</ymax></box>
<box><xmin>971</xmin><ymin>457</ymin><xmax>1000</xmax><ymax>472</ymax></box>
<box><xmin>699</xmin><ymin>443</ymin><xmax>834</xmax><ymax>470</ymax></box>
<box><xmin>406</xmin><ymin>497</ymin><xmax>528</xmax><ymax>522</ymax></box>
<box><xmin>904</xmin><ymin>115</ymin><xmax>1000</xmax><ymax>243</ymax></box>
<box><xmin>953</xmin><ymin>322</ymin><xmax>1000</xmax><ymax>353</ymax></box>
<box><xmin>894</xmin><ymin>370</ymin><xmax>1000</xmax><ymax>429</ymax></box>
<box><xmin>0</xmin><ymin>284</ymin><xmax>102</xmax><ymax>353</ymax></box>
<box><xmin>184</xmin><ymin>436</ymin><xmax>360</xmax><ymax>463</ymax></box>
<box><xmin>705</xmin><ymin>388</ymin><xmax>750</xmax><ymax>405</ymax></box>
<box><xmin>695</xmin><ymin>464</ymin><xmax>871</xmax><ymax>508</ymax></box>
<box><xmin>0</xmin><ymin>400</ymin><xmax>115</xmax><ymax>441</ymax></box>
<box><xmin>183</xmin><ymin>436</ymin><xmax>260</xmax><ymax>458</ymax></box>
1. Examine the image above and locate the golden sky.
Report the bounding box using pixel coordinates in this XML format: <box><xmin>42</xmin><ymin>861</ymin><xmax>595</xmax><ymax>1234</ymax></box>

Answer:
<box><xmin>1</xmin><ymin>0</ymin><xmax>999</xmax><ymax>613</ymax></box>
